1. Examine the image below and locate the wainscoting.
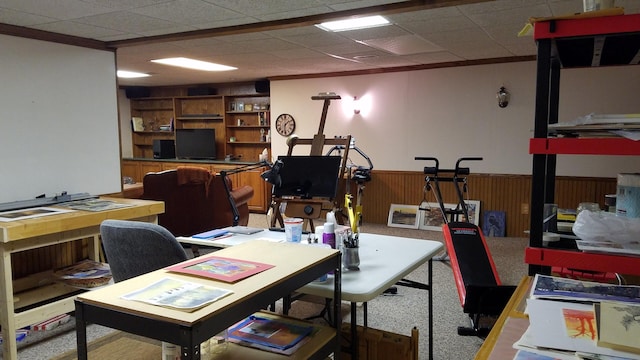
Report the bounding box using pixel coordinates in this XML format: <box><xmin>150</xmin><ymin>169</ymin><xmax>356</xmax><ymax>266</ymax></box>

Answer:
<box><xmin>351</xmin><ymin>170</ymin><xmax>616</xmax><ymax>238</ymax></box>
<box><xmin>13</xmin><ymin>172</ymin><xmax>614</xmax><ymax>279</ymax></box>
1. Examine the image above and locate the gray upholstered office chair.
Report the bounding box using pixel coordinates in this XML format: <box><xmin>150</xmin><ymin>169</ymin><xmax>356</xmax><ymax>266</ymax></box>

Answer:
<box><xmin>100</xmin><ymin>219</ymin><xmax>188</xmax><ymax>282</ymax></box>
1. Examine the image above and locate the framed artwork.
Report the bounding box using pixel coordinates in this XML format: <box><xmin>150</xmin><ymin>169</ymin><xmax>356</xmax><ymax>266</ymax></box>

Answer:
<box><xmin>482</xmin><ymin>210</ymin><xmax>506</xmax><ymax>237</ymax></box>
<box><xmin>418</xmin><ymin>200</ymin><xmax>481</xmax><ymax>231</ymax></box>
<box><xmin>418</xmin><ymin>201</ymin><xmax>448</xmax><ymax>231</ymax></box>
<box><xmin>463</xmin><ymin>200</ymin><xmax>481</xmax><ymax>225</ymax></box>
<box><xmin>167</xmin><ymin>256</ymin><xmax>274</xmax><ymax>283</ymax></box>
<box><xmin>387</xmin><ymin>204</ymin><xmax>420</xmax><ymax>229</ymax></box>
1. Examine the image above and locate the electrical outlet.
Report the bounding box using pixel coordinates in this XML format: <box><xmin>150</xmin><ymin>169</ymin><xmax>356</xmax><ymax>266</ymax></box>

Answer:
<box><xmin>521</xmin><ymin>203</ymin><xmax>529</xmax><ymax>215</ymax></box>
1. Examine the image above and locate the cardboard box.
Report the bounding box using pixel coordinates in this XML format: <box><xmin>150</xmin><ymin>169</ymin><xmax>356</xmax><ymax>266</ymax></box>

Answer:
<box><xmin>340</xmin><ymin>324</ymin><xmax>418</xmax><ymax>360</ymax></box>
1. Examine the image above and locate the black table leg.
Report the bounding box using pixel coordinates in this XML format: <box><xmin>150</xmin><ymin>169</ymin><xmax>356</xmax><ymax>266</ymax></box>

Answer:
<box><xmin>75</xmin><ymin>301</ymin><xmax>88</xmax><ymax>360</ymax></box>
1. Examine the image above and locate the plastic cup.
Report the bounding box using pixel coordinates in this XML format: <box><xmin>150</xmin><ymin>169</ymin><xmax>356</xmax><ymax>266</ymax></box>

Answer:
<box><xmin>284</xmin><ymin>218</ymin><xmax>303</xmax><ymax>242</ymax></box>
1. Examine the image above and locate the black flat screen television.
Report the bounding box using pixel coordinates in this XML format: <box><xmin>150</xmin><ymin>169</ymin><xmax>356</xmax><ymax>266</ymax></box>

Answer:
<box><xmin>175</xmin><ymin>128</ymin><xmax>216</xmax><ymax>160</ymax></box>
<box><xmin>273</xmin><ymin>155</ymin><xmax>341</xmax><ymax>199</ymax></box>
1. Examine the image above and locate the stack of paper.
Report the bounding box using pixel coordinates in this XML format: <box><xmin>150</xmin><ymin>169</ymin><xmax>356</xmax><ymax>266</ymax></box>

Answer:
<box><xmin>514</xmin><ymin>274</ymin><xmax>640</xmax><ymax>359</ymax></box>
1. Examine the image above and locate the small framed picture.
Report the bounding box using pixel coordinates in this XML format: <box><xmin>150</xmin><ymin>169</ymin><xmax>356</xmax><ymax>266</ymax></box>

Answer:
<box><xmin>237</xmin><ymin>102</ymin><xmax>244</xmax><ymax>111</ymax></box>
<box><xmin>245</xmin><ymin>104</ymin><xmax>253</xmax><ymax>111</ymax></box>
<box><xmin>387</xmin><ymin>204</ymin><xmax>420</xmax><ymax>229</ymax></box>
<box><xmin>230</xmin><ymin>102</ymin><xmax>236</xmax><ymax>111</ymax></box>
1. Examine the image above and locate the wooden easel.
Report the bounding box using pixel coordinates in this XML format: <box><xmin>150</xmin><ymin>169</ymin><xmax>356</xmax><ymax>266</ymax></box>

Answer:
<box><xmin>270</xmin><ymin>93</ymin><xmax>351</xmax><ymax>231</ymax></box>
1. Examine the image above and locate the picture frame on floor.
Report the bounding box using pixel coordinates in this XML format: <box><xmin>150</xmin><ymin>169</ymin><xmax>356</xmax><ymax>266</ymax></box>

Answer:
<box><xmin>418</xmin><ymin>200</ymin><xmax>480</xmax><ymax>231</ymax></box>
<box><xmin>418</xmin><ymin>201</ymin><xmax>449</xmax><ymax>231</ymax></box>
<box><xmin>387</xmin><ymin>204</ymin><xmax>420</xmax><ymax>229</ymax></box>
<box><xmin>463</xmin><ymin>200</ymin><xmax>481</xmax><ymax>225</ymax></box>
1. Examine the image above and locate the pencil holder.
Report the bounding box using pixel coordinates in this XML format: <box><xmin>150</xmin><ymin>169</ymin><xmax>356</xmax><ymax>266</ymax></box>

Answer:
<box><xmin>343</xmin><ymin>247</ymin><xmax>360</xmax><ymax>270</ymax></box>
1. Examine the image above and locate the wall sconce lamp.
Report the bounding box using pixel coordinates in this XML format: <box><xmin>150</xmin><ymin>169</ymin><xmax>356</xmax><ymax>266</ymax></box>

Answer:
<box><xmin>496</xmin><ymin>86</ymin><xmax>510</xmax><ymax>108</ymax></box>
<box><xmin>353</xmin><ymin>96</ymin><xmax>361</xmax><ymax>114</ymax></box>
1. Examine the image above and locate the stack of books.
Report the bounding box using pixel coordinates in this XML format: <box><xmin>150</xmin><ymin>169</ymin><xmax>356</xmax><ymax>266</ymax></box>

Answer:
<box><xmin>513</xmin><ymin>274</ymin><xmax>640</xmax><ymax>359</ymax></box>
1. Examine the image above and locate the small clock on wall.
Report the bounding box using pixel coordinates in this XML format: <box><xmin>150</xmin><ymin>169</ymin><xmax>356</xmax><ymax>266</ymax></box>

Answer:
<box><xmin>275</xmin><ymin>113</ymin><xmax>296</xmax><ymax>136</ymax></box>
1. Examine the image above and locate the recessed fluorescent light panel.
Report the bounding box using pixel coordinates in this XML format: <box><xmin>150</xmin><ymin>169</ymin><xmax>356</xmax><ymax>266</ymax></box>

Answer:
<box><xmin>117</xmin><ymin>70</ymin><xmax>150</xmax><ymax>78</ymax></box>
<box><xmin>151</xmin><ymin>57</ymin><xmax>237</xmax><ymax>71</ymax></box>
<box><xmin>317</xmin><ymin>15</ymin><xmax>390</xmax><ymax>32</ymax></box>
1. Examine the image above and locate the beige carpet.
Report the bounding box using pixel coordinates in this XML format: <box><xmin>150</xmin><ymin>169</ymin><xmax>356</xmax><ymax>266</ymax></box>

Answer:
<box><xmin>51</xmin><ymin>331</ymin><xmax>161</xmax><ymax>360</ymax></box>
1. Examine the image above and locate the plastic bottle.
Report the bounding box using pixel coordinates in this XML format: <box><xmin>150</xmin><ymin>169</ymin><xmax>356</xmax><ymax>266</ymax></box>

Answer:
<box><xmin>322</xmin><ymin>222</ymin><xmax>335</xmax><ymax>249</ymax></box>
<box><xmin>326</xmin><ymin>211</ymin><xmax>337</xmax><ymax>227</ymax></box>
<box><xmin>322</xmin><ymin>222</ymin><xmax>336</xmax><ymax>275</ymax></box>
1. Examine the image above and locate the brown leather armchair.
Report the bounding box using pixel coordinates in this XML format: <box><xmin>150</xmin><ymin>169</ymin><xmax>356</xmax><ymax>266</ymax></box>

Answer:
<box><xmin>141</xmin><ymin>166</ymin><xmax>254</xmax><ymax>237</ymax></box>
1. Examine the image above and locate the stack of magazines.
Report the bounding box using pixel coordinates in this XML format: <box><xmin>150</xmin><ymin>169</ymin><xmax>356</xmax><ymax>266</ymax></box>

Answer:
<box><xmin>227</xmin><ymin>314</ymin><xmax>316</xmax><ymax>355</ymax></box>
<box><xmin>53</xmin><ymin>259</ymin><xmax>112</xmax><ymax>289</ymax></box>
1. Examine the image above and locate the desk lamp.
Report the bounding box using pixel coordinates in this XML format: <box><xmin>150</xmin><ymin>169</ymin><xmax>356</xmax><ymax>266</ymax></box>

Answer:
<box><xmin>220</xmin><ymin>160</ymin><xmax>283</xmax><ymax>226</ymax></box>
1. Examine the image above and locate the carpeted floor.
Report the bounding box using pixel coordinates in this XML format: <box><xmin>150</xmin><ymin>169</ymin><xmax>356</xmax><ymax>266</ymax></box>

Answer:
<box><xmin>6</xmin><ymin>213</ymin><xmax>529</xmax><ymax>359</ymax></box>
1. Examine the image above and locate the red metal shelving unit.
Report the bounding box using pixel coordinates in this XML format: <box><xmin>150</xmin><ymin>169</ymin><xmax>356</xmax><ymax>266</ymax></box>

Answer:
<box><xmin>529</xmin><ymin>138</ymin><xmax>640</xmax><ymax>156</ymax></box>
<box><xmin>526</xmin><ymin>13</ymin><xmax>640</xmax><ymax>277</ymax></box>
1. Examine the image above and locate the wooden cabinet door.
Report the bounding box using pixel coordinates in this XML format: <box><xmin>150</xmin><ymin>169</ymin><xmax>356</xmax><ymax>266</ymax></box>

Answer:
<box><xmin>121</xmin><ymin>160</ymin><xmax>141</xmax><ymax>182</ymax></box>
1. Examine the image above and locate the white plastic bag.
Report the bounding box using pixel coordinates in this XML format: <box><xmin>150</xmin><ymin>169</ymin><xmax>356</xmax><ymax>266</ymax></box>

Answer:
<box><xmin>572</xmin><ymin>210</ymin><xmax>640</xmax><ymax>247</ymax></box>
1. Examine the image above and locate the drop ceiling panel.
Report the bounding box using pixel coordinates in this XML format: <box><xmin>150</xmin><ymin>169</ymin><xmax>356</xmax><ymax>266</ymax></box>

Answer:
<box><xmin>1</xmin><ymin>0</ymin><xmax>637</xmax><ymax>86</ymax></box>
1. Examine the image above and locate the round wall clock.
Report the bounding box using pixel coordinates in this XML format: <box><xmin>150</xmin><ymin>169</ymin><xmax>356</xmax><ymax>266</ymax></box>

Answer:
<box><xmin>275</xmin><ymin>113</ymin><xmax>296</xmax><ymax>136</ymax></box>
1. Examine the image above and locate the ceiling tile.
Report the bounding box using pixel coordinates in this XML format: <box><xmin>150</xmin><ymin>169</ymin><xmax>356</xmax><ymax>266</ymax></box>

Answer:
<box><xmin>3</xmin><ymin>0</ymin><xmax>637</xmax><ymax>86</ymax></box>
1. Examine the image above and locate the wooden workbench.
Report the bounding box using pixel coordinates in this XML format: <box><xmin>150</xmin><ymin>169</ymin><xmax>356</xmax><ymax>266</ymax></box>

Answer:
<box><xmin>0</xmin><ymin>197</ymin><xmax>163</xmax><ymax>360</ymax></box>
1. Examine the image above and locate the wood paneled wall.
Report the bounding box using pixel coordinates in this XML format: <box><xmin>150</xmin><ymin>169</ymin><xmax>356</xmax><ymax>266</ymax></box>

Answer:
<box><xmin>13</xmin><ymin>172</ymin><xmax>614</xmax><ymax>281</ymax></box>
<box><xmin>12</xmin><ymin>240</ymin><xmax>88</xmax><ymax>280</ymax></box>
<box><xmin>354</xmin><ymin>170</ymin><xmax>617</xmax><ymax>238</ymax></box>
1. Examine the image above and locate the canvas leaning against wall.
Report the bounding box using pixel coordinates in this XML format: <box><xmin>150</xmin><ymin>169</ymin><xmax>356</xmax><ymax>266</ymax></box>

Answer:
<box><xmin>418</xmin><ymin>201</ymin><xmax>480</xmax><ymax>231</ymax></box>
<box><xmin>387</xmin><ymin>204</ymin><xmax>420</xmax><ymax>229</ymax></box>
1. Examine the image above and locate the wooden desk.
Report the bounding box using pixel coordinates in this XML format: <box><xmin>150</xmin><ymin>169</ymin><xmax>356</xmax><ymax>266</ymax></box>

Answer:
<box><xmin>0</xmin><ymin>197</ymin><xmax>164</xmax><ymax>360</ymax></box>
<box><xmin>474</xmin><ymin>276</ymin><xmax>532</xmax><ymax>360</ymax></box>
<box><xmin>75</xmin><ymin>241</ymin><xmax>342</xmax><ymax>360</ymax></box>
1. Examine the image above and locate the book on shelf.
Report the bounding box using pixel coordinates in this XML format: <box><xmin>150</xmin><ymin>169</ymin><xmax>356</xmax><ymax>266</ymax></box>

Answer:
<box><xmin>227</xmin><ymin>315</ymin><xmax>314</xmax><ymax>353</ymax></box>
<box><xmin>166</xmin><ymin>255</ymin><xmax>274</xmax><ymax>283</ymax></box>
<box><xmin>131</xmin><ymin>117</ymin><xmax>144</xmax><ymax>132</ymax></box>
<box><xmin>121</xmin><ymin>277</ymin><xmax>233</xmax><ymax>311</ymax></box>
<box><xmin>530</xmin><ymin>274</ymin><xmax>640</xmax><ymax>303</ymax></box>
<box><xmin>595</xmin><ymin>301</ymin><xmax>640</xmax><ymax>355</ymax></box>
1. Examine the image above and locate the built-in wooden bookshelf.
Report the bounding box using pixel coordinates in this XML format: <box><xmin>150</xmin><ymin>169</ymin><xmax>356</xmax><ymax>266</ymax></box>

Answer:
<box><xmin>129</xmin><ymin>93</ymin><xmax>270</xmax><ymax>162</ymax></box>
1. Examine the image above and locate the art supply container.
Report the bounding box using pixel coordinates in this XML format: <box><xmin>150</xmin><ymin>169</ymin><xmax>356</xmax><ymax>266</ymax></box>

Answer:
<box><xmin>162</xmin><ymin>342</ymin><xmax>181</xmax><ymax>360</ymax></box>
<box><xmin>542</xmin><ymin>203</ymin><xmax>557</xmax><ymax>232</ymax></box>
<box><xmin>583</xmin><ymin>0</ymin><xmax>615</xmax><ymax>12</ymax></box>
<box><xmin>343</xmin><ymin>247</ymin><xmax>360</xmax><ymax>270</ymax></box>
<box><xmin>577</xmin><ymin>202</ymin><xmax>600</xmax><ymax>214</ymax></box>
<box><xmin>284</xmin><ymin>218</ymin><xmax>303</xmax><ymax>242</ymax></box>
<box><xmin>322</xmin><ymin>222</ymin><xmax>336</xmax><ymax>249</ymax></box>
<box><xmin>605</xmin><ymin>194</ymin><xmax>616</xmax><ymax>213</ymax></box>
<box><xmin>616</xmin><ymin>173</ymin><xmax>640</xmax><ymax>218</ymax></box>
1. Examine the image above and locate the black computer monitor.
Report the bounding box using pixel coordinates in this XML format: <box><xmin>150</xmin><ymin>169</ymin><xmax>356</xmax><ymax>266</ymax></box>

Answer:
<box><xmin>175</xmin><ymin>128</ymin><xmax>216</xmax><ymax>160</ymax></box>
<box><xmin>273</xmin><ymin>156</ymin><xmax>341</xmax><ymax>199</ymax></box>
